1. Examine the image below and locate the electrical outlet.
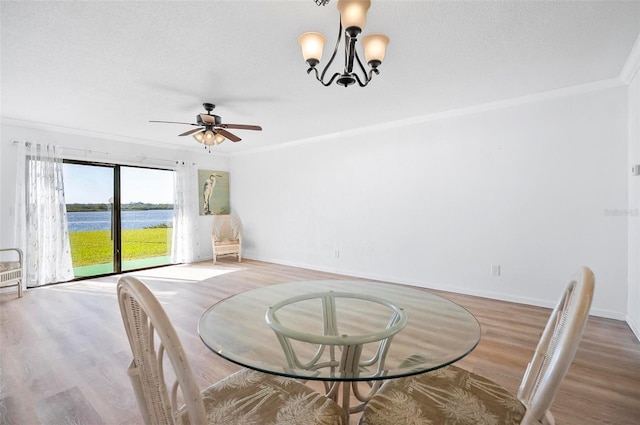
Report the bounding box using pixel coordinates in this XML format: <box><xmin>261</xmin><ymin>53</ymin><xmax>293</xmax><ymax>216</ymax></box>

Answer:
<box><xmin>491</xmin><ymin>264</ymin><xmax>501</xmax><ymax>276</ymax></box>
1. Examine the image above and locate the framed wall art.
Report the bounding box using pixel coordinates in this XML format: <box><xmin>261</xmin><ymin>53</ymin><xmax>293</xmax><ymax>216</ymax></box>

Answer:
<box><xmin>198</xmin><ymin>170</ymin><xmax>230</xmax><ymax>215</ymax></box>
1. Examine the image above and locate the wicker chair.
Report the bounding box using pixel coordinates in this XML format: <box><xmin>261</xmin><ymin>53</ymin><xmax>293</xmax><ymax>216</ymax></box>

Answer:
<box><xmin>0</xmin><ymin>248</ymin><xmax>23</xmax><ymax>298</ymax></box>
<box><xmin>117</xmin><ymin>275</ymin><xmax>346</xmax><ymax>425</ymax></box>
<box><xmin>211</xmin><ymin>214</ymin><xmax>242</xmax><ymax>264</ymax></box>
<box><xmin>360</xmin><ymin>267</ymin><xmax>595</xmax><ymax>425</ymax></box>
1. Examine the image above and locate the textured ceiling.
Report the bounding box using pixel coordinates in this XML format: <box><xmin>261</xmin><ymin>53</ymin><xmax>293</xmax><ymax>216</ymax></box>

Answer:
<box><xmin>2</xmin><ymin>0</ymin><xmax>640</xmax><ymax>154</ymax></box>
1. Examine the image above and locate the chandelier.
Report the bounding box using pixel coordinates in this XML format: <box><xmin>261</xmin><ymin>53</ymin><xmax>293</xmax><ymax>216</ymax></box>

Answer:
<box><xmin>298</xmin><ymin>0</ymin><xmax>389</xmax><ymax>88</ymax></box>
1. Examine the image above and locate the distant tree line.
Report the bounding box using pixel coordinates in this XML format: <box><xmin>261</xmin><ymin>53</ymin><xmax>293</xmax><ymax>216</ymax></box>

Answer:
<box><xmin>66</xmin><ymin>202</ymin><xmax>173</xmax><ymax>212</ymax></box>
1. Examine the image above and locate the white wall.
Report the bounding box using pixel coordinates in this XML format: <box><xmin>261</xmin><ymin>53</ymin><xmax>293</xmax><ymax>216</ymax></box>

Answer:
<box><xmin>628</xmin><ymin>72</ymin><xmax>640</xmax><ymax>339</ymax></box>
<box><xmin>0</xmin><ymin>122</ymin><xmax>229</xmax><ymax>261</ymax></box>
<box><xmin>1</xmin><ymin>86</ymin><xmax>632</xmax><ymax>321</ymax></box>
<box><xmin>231</xmin><ymin>86</ymin><xmax>629</xmax><ymax>319</ymax></box>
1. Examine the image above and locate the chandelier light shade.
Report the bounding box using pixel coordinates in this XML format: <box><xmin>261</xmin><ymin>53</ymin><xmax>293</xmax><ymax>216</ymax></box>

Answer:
<box><xmin>361</xmin><ymin>33</ymin><xmax>389</xmax><ymax>65</ymax></box>
<box><xmin>298</xmin><ymin>32</ymin><xmax>327</xmax><ymax>66</ymax></box>
<box><xmin>337</xmin><ymin>0</ymin><xmax>370</xmax><ymax>34</ymax></box>
<box><xmin>299</xmin><ymin>0</ymin><xmax>388</xmax><ymax>87</ymax></box>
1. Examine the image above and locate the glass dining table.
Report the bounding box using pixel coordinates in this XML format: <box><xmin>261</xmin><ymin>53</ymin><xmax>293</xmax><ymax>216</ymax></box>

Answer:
<box><xmin>198</xmin><ymin>279</ymin><xmax>481</xmax><ymax>417</ymax></box>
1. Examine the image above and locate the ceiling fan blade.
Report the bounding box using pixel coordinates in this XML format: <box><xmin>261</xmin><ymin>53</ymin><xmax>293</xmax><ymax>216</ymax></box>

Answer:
<box><xmin>150</xmin><ymin>120</ymin><xmax>200</xmax><ymax>126</ymax></box>
<box><xmin>178</xmin><ymin>128</ymin><xmax>204</xmax><ymax>136</ymax></box>
<box><xmin>199</xmin><ymin>114</ymin><xmax>217</xmax><ymax>124</ymax></box>
<box><xmin>219</xmin><ymin>124</ymin><xmax>262</xmax><ymax>131</ymax></box>
<box><xmin>216</xmin><ymin>128</ymin><xmax>242</xmax><ymax>142</ymax></box>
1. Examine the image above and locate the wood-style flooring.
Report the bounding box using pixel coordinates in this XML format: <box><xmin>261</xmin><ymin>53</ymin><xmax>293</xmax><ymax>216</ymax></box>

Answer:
<box><xmin>1</xmin><ymin>259</ymin><xmax>638</xmax><ymax>424</ymax></box>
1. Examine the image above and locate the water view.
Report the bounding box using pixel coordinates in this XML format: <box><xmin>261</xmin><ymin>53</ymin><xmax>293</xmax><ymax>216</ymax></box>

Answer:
<box><xmin>67</xmin><ymin>209</ymin><xmax>173</xmax><ymax>232</ymax></box>
<box><xmin>63</xmin><ymin>163</ymin><xmax>175</xmax><ymax>277</ymax></box>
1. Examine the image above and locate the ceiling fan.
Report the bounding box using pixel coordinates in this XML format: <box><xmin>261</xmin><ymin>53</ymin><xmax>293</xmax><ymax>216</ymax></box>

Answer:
<box><xmin>150</xmin><ymin>102</ymin><xmax>262</xmax><ymax>148</ymax></box>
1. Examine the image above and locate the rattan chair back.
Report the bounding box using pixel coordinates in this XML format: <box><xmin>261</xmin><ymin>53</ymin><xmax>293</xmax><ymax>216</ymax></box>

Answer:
<box><xmin>117</xmin><ymin>275</ymin><xmax>207</xmax><ymax>425</ymax></box>
<box><xmin>518</xmin><ymin>266</ymin><xmax>595</xmax><ymax>424</ymax></box>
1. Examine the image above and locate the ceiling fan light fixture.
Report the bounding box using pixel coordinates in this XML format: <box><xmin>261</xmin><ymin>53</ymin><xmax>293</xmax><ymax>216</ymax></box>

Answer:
<box><xmin>150</xmin><ymin>102</ymin><xmax>262</xmax><ymax>152</ymax></box>
<box><xmin>193</xmin><ymin>131</ymin><xmax>205</xmax><ymax>143</ymax></box>
<box><xmin>214</xmin><ymin>133</ymin><xmax>225</xmax><ymax>145</ymax></box>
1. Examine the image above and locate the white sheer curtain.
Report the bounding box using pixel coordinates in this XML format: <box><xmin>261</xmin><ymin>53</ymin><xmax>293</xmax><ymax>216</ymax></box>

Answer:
<box><xmin>171</xmin><ymin>161</ymin><xmax>199</xmax><ymax>264</ymax></box>
<box><xmin>14</xmin><ymin>142</ymin><xmax>74</xmax><ymax>287</ymax></box>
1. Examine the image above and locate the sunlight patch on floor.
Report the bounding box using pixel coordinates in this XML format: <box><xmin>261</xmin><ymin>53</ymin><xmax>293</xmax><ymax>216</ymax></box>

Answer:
<box><xmin>26</xmin><ymin>262</ymin><xmax>245</xmax><ymax>298</ymax></box>
<box><xmin>131</xmin><ymin>262</ymin><xmax>245</xmax><ymax>282</ymax></box>
<box><xmin>43</xmin><ymin>278</ymin><xmax>119</xmax><ymax>297</ymax></box>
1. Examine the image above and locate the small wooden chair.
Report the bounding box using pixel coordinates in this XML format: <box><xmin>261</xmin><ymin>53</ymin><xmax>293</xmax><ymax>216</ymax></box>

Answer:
<box><xmin>211</xmin><ymin>214</ymin><xmax>242</xmax><ymax>264</ymax></box>
<box><xmin>0</xmin><ymin>248</ymin><xmax>23</xmax><ymax>298</ymax></box>
<box><xmin>360</xmin><ymin>267</ymin><xmax>595</xmax><ymax>425</ymax></box>
<box><xmin>117</xmin><ymin>275</ymin><xmax>346</xmax><ymax>425</ymax></box>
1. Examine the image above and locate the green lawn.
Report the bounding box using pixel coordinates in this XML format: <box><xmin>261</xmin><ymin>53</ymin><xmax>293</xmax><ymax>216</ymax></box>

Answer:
<box><xmin>69</xmin><ymin>228</ymin><xmax>172</xmax><ymax>267</ymax></box>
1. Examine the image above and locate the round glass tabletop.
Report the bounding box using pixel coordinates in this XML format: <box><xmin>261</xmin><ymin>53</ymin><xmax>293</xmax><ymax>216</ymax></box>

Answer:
<box><xmin>198</xmin><ymin>280</ymin><xmax>481</xmax><ymax>381</ymax></box>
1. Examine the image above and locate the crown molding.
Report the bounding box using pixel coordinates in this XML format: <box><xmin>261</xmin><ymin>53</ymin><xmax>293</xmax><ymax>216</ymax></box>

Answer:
<box><xmin>620</xmin><ymin>33</ymin><xmax>640</xmax><ymax>85</ymax></box>
<box><xmin>3</xmin><ymin>74</ymin><xmax>627</xmax><ymax>160</ymax></box>
<box><xmin>1</xmin><ymin>117</ymin><xmax>231</xmax><ymax>158</ymax></box>
<box><xmin>232</xmin><ymin>77</ymin><xmax>625</xmax><ymax>157</ymax></box>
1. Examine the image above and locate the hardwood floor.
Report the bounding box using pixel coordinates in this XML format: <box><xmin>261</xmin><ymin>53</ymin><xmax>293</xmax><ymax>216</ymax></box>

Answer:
<box><xmin>1</xmin><ymin>259</ymin><xmax>638</xmax><ymax>424</ymax></box>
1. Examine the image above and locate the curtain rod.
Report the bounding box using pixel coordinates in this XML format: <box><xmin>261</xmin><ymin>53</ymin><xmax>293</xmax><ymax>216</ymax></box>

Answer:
<box><xmin>12</xmin><ymin>141</ymin><xmax>109</xmax><ymax>156</ymax></box>
<box><xmin>64</xmin><ymin>146</ymin><xmax>109</xmax><ymax>155</ymax></box>
<box><xmin>12</xmin><ymin>141</ymin><xmax>196</xmax><ymax>166</ymax></box>
<box><xmin>137</xmin><ymin>156</ymin><xmax>197</xmax><ymax>166</ymax></box>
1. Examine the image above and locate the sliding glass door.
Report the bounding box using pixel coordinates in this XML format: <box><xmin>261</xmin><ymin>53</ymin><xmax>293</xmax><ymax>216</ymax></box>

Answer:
<box><xmin>64</xmin><ymin>162</ymin><xmax>116</xmax><ymax>277</ymax></box>
<box><xmin>63</xmin><ymin>161</ymin><xmax>174</xmax><ymax>278</ymax></box>
<box><xmin>120</xmin><ymin>166</ymin><xmax>173</xmax><ymax>271</ymax></box>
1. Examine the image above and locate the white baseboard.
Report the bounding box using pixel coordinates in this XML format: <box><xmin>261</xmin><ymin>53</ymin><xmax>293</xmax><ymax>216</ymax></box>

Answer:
<box><xmin>244</xmin><ymin>255</ymin><xmax>627</xmax><ymax>321</ymax></box>
<box><xmin>627</xmin><ymin>314</ymin><xmax>640</xmax><ymax>342</ymax></box>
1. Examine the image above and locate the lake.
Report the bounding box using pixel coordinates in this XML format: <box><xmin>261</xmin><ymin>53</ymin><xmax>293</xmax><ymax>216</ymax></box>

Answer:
<box><xmin>67</xmin><ymin>210</ymin><xmax>173</xmax><ymax>232</ymax></box>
